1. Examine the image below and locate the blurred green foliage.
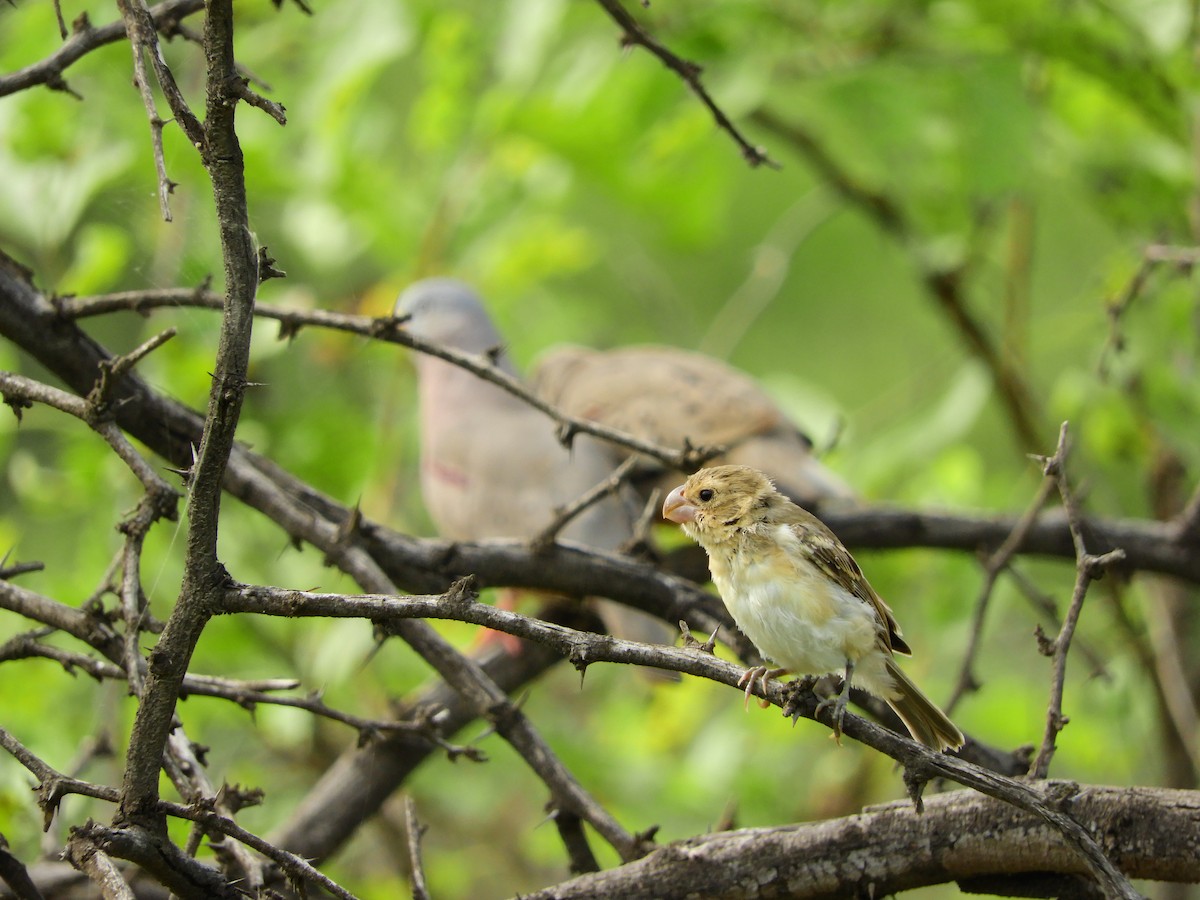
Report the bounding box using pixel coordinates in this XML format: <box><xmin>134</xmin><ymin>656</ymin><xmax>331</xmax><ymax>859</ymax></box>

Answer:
<box><xmin>1</xmin><ymin>0</ymin><xmax>1199</xmax><ymax>896</ymax></box>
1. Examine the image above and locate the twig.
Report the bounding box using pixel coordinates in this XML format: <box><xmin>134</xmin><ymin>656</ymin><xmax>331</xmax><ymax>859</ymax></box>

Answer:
<box><xmin>403</xmin><ymin>797</ymin><xmax>430</xmax><ymax>900</ymax></box>
<box><xmin>1006</xmin><ymin>565</ymin><xmax>1109</xmax><ymax>680</ymax></box>
<box><xmin>1100</xmin><ymin>243</ymin><xmax>1200</xmax><ymax>378</ymax></box>
<box><xmin>551</xmin><ymin>808</ymin><xmax>601</xmax><ymax>875</ymax></box>
<box><xmin>946</xmin><ymin>466</ymin><xmax>1058</xmax><ymax>714</ymax></box>
<box><xmin>114</xmin><ymin>0</ymin><xmax>177</xmax><ymax>220</ymax></box>
<box><xmin>54</xmin><ymin>288</ymin><xmax>724</xmax><ymax>474</ymax></box>
<box><xmin>0</xmin><ymin>372</ymin><xmax>181</xmax><ymax>513</ymax></box>
<box><xmin>1028</xmin><ymin>423</ymin><xmax>1126</xmax><ymax>779</ymax></box>
<box><xmin>231</xmin><ymin>77</ymin><xmax>286</xmax><ymax>125</ymax></box>
<box><xmin>52</xmin><ymin>0</ymin><xmax>68</xmax><ymax>39</ymax></box>
<box><xmin>589</xmin><ymin>0</ymin><xmax>777</xmax><ymax>169</ymax></box>
<box><xmin>532</xmin><ymin>455</ymin><xmax>640</xmax><ymax>549</ymax></box>
<box><xmin>0</xmin><ymin>557</ymin><xmax>44</xmax><ymax>580</ymax></box>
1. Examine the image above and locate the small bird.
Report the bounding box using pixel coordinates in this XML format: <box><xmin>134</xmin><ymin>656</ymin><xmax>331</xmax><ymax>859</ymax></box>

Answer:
<box><xmin>662</xmin><ymin>464</ymin><xmax>963</xmax><ymax>751</ymax></box>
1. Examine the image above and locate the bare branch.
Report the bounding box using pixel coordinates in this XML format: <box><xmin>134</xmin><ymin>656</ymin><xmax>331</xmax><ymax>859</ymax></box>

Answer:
<box><xmin>947</xmin><ymin>462</ymin><xmax>1058</xmax><ymax>713</ymax></box>
<box><xmin>63</xmin><ymin>832</ymin><xmax>135</xmax><ymax>900</ymax></box>
<box><xmin>0</xmin><ymin>832</ymin><xmax>45</xmax><ymax>900</ymax></box>
<box><xmin>402</xmin><ymin>797</ymin><xmax>430</xmax><ymax>900</ymax></box>
<box><xmin>54</xmin><ymin>287</ymin><xmax>725</xmax><ymax>474</ymax></box>
<box><xmin>532</xmin><ymin>455</ymin><xmax>641</xmax><ymax>549</ymax></box>
<box><xmin>114</xmin><ymin>0</ymin><xmax>177</xmax><ymax>219</ymax></box>
<box><xmin>590</xmin><ymin>0</ymin><xmax>777</xmax><ymax>169</ymax></box>
<box><xmin>117</xmin><ymin>0</ymin><xmax>258</xmax><ymax>831</ymax></box>
<box><xmin>1028</xmin><ymin>423</ymin><xmax>1127</xmax><ymax>779</ymax></box>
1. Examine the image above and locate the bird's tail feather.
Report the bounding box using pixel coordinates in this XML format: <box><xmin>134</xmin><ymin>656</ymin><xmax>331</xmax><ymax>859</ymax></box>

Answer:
<box><xmin>884</xmin><ymin>658</ymin><xmax>963</xmax><ymax>751</ymax></box>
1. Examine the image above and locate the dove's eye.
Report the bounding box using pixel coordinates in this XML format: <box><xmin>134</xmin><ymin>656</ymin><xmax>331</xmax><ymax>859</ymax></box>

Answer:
<box><xmin>698</xmin><ymin>489</ymin><xmax>714</xmax><ymax>502</ymax></box>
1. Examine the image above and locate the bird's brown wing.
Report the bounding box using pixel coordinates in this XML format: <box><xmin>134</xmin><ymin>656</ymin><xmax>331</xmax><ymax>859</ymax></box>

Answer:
<box><xmin>777</xmin><ymin>505</ymin><xmax>912</xmax><ymax>657</ymax></box>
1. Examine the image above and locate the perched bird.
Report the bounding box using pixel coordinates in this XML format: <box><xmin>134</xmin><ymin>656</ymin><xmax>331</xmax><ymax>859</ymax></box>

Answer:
<box><xmin>662</xmin><ymin>464</ymin><xmax>963</xmax><ymax>751</ymax></box>
<box><xmin>532</xmin><ymin>344</ymin><xmax>854</xmax><ymax>510</ymax></box>
<box><xmin>394</xmin><ymin>278</ymin><xmax>671</xmax><ymax>662</ymax></box>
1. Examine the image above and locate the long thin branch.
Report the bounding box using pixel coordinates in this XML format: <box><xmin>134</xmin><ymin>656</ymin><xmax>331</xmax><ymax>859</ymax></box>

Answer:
<box><xmin>113</xmin><ymin>0</ymin><xmax>177</xmax><ymax>220</ymax></box>
<box><xmin>590</xmin><ymin>0</ymin><xmax>776</xmax><ymax>168</ymax></box>
<box><xmin>56</xmin><ymin>288</ymin><xmax>723</xmax><ymax>473</ymax></box>
<box><xmin>1028</xmin><ymin>424</ymin><xmax>1127</xmax><ymax>779</ymax></box>
<box><xmin>41</xmin><ymin>288</ymin><xmax>1200</xmax><ymax>586</ymax></box>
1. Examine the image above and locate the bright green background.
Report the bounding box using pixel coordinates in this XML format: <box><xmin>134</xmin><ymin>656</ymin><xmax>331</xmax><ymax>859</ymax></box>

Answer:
<box><xmin>1</xmin><ymin>0</ymin><xmax>1198</xmax><ymax>896</ymax></box>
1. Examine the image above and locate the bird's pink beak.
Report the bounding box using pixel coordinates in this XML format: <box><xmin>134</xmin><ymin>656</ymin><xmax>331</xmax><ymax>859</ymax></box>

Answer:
<box><xmin>662</xmin><ymin>484</ymin><xmax>696</xmax><ymax>523</ymax></box>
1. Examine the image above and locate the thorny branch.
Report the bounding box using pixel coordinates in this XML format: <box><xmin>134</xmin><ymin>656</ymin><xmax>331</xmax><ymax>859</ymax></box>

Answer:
<box><xmin>946</xmin><ymin>458</ymin><xmax>1058</xmax><ymax>714</ymax></box>
<box><xmin>0</xmin><ymin>727</ymin><xmax>358</xmax><ymax>900</ymax></box>
<box><xmin>1028</xmin><ymin>423</ymin><xmax>1127</xmax><ymax>779</ymax></box>
<box><xmin>55</xmin><ymin>287</ymin><xmax>727</xmax><ymax>474</ymax></box>
<box><xmin>589</xmin><ymin>0</ymin><xmax>776</xmax><ymax>169</ymax></box>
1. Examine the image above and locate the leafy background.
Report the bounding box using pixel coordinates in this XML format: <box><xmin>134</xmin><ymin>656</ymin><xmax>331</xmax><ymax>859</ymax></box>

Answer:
<box><xmin>1</xmin><ymin>0</ymin><xmax>1197</xmax><ymax>896</ymax></box>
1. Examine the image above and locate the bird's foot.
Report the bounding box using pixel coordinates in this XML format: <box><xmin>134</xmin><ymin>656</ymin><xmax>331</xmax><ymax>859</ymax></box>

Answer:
<box><xmin>780</xmin><ymin>675</ymin><xmax>820</xmax><ymax>724</ymax></box>
<box><xmin>814</xmin><ymin>682</ymin><xmax>852</xmax><ymax>745</ymax></box>
<box><xmin>737</xmin><ymin>666</ymin><xmax>790</xmax><ymax>710</ymax></box>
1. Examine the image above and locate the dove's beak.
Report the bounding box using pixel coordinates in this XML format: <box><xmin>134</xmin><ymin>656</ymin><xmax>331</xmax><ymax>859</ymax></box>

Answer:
<box><xmin>662</xmin><ymin>485</ymin><xmax>696</xmax><ymax>523</ymax></box>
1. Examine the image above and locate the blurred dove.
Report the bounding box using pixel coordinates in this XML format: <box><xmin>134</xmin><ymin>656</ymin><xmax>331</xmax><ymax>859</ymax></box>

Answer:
<box><xmin>531</xmin><ymin>344</ymin><xmax>854</xmax><ymax>510</ymax></box>
<box><xmin>663</xmin><ymin>464</ymin><xmax>962</xmax><ymax>751</ymax></box>
<box><xmin>394</xmin><ymin>278</ymin><xmax>673</xmax><ymax>667</ymax></box>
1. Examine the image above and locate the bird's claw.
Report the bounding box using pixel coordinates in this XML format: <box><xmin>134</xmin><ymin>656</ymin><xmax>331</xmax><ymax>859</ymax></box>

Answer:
<box><xmin>737</xmin><ymin>665</ymin><xmax>789</xmax><ymax>710</ymax></box>
<box><xmin>814</xmin><ymin>686</ymin><xmax>851</xmax><ymax>745</ymax></box>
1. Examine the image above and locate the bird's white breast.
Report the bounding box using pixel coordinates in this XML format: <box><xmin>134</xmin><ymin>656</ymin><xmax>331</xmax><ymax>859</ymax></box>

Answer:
<box><xmin>713</xmin><ymin>524</ymin><xmax>881</xmax><ymax>681</ymax></box>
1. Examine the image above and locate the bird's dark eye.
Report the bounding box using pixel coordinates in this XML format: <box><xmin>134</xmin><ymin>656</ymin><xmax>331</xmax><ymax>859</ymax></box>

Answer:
<box><xmin>698</xmin><ymin>488</ymin><xmax>714</xmax><ymax>502</ymax></box>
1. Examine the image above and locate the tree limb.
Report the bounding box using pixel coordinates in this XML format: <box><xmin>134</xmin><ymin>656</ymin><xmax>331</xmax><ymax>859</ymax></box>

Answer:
<box><xmin>518</xmin><ymin>785</ymin><xmax>1197</xmax><ymax>899</ymax></box>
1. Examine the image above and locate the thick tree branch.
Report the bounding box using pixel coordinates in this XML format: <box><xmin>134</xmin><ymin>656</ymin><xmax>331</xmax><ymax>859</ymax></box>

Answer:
<box><xmin>518</xmin><ymin>785</ymin><xmax>1198</xmax><ymax>899</ymax></box>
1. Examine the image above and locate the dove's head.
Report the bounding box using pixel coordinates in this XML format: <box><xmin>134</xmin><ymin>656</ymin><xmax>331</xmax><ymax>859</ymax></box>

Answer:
<box><xmin>394</xmin><ymin>278</ymin><xmax>509</xmax><ymax>359</ymax></box>
<box><xmin>662</xmin><ymin>465</ymin><xmax>778</xmax><ymax>543</ymax></box>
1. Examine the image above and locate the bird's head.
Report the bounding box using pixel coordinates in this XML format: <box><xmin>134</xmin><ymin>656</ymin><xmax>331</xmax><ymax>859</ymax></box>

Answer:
<box><xmin>662</xmin><ymin>465</ymin><xmax>778</xmax><ymax>543</ymax></box>
<box><xmin>394</xmin><ymin>278</ymin><xmax>511</xmax><ymax>361</ymax></box>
